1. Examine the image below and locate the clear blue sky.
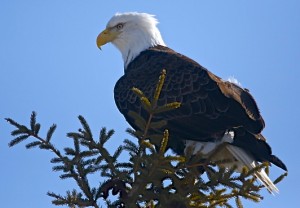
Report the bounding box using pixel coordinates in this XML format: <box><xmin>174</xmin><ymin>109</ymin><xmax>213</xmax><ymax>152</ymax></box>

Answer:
<box><xmin>1</xmin><ymin>0</ymin><xmax>299</xmax><ymax>207</ymax></box>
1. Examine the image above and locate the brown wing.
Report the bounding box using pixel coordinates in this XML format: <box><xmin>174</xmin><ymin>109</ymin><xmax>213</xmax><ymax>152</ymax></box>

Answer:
<box><xmin>114</xmin><ymin>45</ymin><xmax>264</xmax><ymax>142</ymax></box>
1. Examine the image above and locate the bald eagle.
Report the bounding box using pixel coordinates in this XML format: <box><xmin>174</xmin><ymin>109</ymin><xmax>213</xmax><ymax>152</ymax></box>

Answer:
<box><xmin>96</xmin><ymin>12</ymin><xmax>287</xmax><ymax>193</ymax></box>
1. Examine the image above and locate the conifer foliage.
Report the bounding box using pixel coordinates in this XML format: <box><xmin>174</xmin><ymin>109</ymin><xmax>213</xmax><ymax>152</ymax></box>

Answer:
<box><xmin>6</xmin><ymin>70</ymin><xmax>286</xmax><ymax>208</ymax></box>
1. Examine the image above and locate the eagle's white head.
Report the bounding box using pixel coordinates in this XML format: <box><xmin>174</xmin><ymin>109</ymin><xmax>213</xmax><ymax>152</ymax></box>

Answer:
<box><xmin>96</xmin><ymin>12</ymin><xmax>166</xmax><ymax>68</ymax></box>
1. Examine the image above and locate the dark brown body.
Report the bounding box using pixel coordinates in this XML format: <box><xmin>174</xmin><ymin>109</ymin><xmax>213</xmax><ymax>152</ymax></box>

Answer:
<box><xmin>114</xmin><ymin>45</ymin><xmax>286</xmax><ymax>171</ymax></box>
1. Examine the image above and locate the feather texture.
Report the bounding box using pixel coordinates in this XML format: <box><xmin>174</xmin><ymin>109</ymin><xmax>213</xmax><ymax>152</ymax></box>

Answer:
<box><xmin>226</xmin><ymin>145</ymin><xmax>279</xmax><ymax>194</ymax></box>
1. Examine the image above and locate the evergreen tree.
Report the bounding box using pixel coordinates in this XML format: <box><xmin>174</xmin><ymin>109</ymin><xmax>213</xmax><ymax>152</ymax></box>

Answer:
<box><xmin>5</xmin><ymin>70</ymin><xmax>286</xmax><ymax>208</ymax></box>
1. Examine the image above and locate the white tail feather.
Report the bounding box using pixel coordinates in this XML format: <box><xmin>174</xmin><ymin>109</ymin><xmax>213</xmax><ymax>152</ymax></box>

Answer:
<box><xmin>226</xmin><ymin>145</ymin><xmax>279</xmax><ymax>194</ymax></box>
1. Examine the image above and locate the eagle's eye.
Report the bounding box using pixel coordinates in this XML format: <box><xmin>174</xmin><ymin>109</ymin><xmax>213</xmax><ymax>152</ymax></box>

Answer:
<box><xmin>116</xmin><ymin>23</ymin><xmax>124</xmax><ymax>30</ymax></box>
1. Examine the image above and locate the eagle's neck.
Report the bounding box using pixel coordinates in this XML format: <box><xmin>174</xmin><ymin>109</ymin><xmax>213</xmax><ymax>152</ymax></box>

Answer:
<box><xmin>112</xmin><ymin>28</ymin><xmax>166</xmax><ymax>69</ymax></box>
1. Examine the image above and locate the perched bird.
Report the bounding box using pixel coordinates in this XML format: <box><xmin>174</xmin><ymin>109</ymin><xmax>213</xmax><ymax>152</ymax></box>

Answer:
<box><xmin>96</xmin><ymin>12</ymin><xmax>287</xmax><ymax>193</ymax></box>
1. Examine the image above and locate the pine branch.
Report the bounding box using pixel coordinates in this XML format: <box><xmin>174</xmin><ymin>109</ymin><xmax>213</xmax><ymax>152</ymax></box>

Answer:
<box><xmin>5</xmin><ymin>69</ymin><xmax>287</xmax><ymax>208</ymax></box>
<box><xmin>6</xmin><ymin>112</ymin><xmax>116</xmax><ymax>207</ymax></box>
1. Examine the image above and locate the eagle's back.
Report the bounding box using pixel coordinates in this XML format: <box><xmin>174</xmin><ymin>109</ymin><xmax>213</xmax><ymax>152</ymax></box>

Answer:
<box><xmin>113</xmin><ymin>45</ymin><xmax>289</xmax><ymax>171</ymax></box>
<box><xmin>115</xmin><ymin>45</ymin><xmax>264</xmax><ymax>135</ymax></box>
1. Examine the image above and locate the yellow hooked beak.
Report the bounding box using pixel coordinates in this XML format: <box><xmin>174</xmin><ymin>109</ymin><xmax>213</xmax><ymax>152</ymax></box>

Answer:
<box><xmin>96</xmin><ymin>28</ymin><xmax>119</xmax><ymax>49</ymax></box>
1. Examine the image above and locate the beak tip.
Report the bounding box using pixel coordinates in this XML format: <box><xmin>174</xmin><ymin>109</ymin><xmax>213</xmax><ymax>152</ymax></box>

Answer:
<box><xmin>96</xmin><ymin>40</ymin><xmax>102</xmax><ymax>50</ymax></box>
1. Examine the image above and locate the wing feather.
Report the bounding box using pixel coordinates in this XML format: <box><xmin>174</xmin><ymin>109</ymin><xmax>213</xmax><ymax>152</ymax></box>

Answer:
<box><xmin>115</xmin><ymin>45</ymin><xmax>265</xmax><ymax>150</ymax></box>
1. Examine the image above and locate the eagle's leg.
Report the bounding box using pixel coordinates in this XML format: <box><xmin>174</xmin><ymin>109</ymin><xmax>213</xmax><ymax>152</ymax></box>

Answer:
<box><xmin>206</xmin><ymin>142</ymin><xmax>235</xmax><ymax>165</ymax></box>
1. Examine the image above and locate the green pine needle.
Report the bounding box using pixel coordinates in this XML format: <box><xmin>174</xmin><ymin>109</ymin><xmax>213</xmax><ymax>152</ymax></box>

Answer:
<box><xmin>25</xmin><ymin>141</ymin><xmax>42</xmax><ymax>149</ymax></box>
<box><xmin>153</xmin><ymin>69</ymin><xmax>166</xmax><ymax>103</ymax></box>
<box><xmin>8</xmin><ymin>134</ymin><xmax>30</xmax><ymax>147</ymax></box>
<box><xmin>159</xmin><ymin>130</ymin><xmax>169</xmax><ymax>154</ymax></box>
<box><xmin>46</xmin><ymin>124</ymin><xmax>57</xmax><ymax>142</ymax></box>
